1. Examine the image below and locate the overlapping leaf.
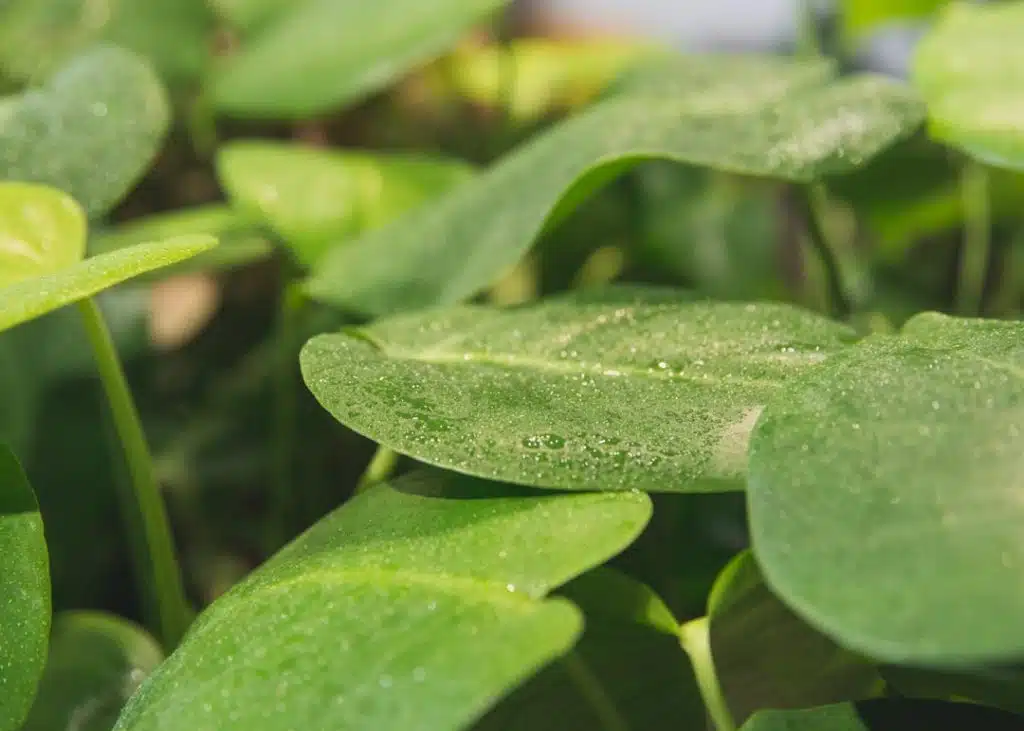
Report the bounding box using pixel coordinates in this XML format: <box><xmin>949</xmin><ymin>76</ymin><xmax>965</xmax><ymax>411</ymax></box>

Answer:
<box><xmin>301</xmin><ymin>288</ymin><xmax>854</xmax><ymax>493</ymax></box>
<box><xmin>742</xmin><ymin>699</ymin><xmax>1022</xmax><ymax>731</ymax></box>
<box><xmin>112</xmin><ymin>471</ymin><xmax>651</xmax><ymax>731</ymax></box>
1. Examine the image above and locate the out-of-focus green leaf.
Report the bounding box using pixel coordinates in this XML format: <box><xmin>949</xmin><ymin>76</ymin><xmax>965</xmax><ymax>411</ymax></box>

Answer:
<box><xmin>113</xmin><ymin>471</ymin><xmax>651</xmax><ymax>731</ymax></box>
<box><xmin>881</xmin><ymin>664</ymin><xmax>1024</xmax><ymax>716</ymax></box>
<box><xmin>841</xmin><ymin>0</ymin><xmax>948</xmax><ymax>41</ymax></box>
<box><xmin>742</xmin><ymin>699</ymin><xmax>1023</xmax><ymax>731</ymax></box>
<box><xmin>0</xmin><ymin>45</ymin><xmax>169</xmax><ymax>217</ymax></box>
<box><xmin>23</xmin><ymin>612</ymin><xmax>163</xmax><ymax>731</ymax></box>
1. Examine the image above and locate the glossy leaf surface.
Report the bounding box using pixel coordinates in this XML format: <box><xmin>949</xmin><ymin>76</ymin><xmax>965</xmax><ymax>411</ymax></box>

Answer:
<box><xmin>113</xmin><ymin>471</ymin><xmax>651</xmax><ymax>731</ymax></box>
<box><xmin>913</xmin><ymin>2</ymin><xmax>1024</xmax><ymax>170</ymax></box>
<box><xmin>301</xmin><ymin>289</ymin><xmax>853</xmax><ymax>493</ymax></box>
<box><xmin>0</xmin><ymin>45</ymin><xmax>169</xmax><ymax>217</ymax></box>
<box><xmin>742</xmin><ymin>699</ymin><xmax>1023</xmax><ymax>731</ymax></box>
<box><xmin>217</xmin><ymin>142</ymin><xmax>473</xmax><ymax>267</ymax></box>
<box><xmin>23</xmin><ymin>612</ymin><xmax>163</xmax><ymax>731</ymax></box>
<box><xmin>306</xmin><ymin>60</ymin><xmax>923</xmax><ymax>315</ymax></box>
<box><xmin>0</xmin><ymin>447</ymin><xmax>50</xmax><ymax>731</ymax></box>
<box><xmin>211</xmin><ymin>0</ymin><xmax>510</xmax><ymax>117</ymax></box>
<box><xmin>709</xmin><ymin>552</ymin><xmax>881</xmax><ymax>725</ymax></box>
<box><xmin>749</xmin><ymin>313</ymin><xmax>1024</xmax><ymax>664</ymax></box>
<box><xmin>0</xmin><ymin>182</ymin><xmax>87</xmax><ymax>289</ymax></box>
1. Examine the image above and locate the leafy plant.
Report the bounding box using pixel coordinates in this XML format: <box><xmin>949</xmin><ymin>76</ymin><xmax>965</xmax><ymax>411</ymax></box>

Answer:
<box><xmin>2</xmin><ymin>2</ymin><xmax>1024</xmax><ymax>731</ymax></box>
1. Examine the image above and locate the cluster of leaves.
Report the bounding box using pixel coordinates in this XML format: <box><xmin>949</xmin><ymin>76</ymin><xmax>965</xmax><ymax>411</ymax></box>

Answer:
<box><xmin>3</xmin><ymin>1</ymin><xmax>1024</xmax><ymax>730</ymax></box>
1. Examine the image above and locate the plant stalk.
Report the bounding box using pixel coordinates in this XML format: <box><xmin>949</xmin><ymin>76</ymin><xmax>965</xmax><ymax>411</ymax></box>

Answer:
<box><xmin>796</xmin><ymin>184</ymin><xmax>853</xmax><ymax>319</ymax></box>
<box><xmin>680</xmin><ymin>617</ymin><xmax>736</xmax><ymax>731</ymax></box>
<box><xmin>271</xmin><ymin>281</ymin><xmax>305</xmax><ymax>545</ymax></box>
<box><xmin>354</xmin><ymin>446</ymin><xmax>399</xmax><ymax>495</ymax></box>
<box><xmin>797</xmin><ymin>0</ymin><xmax>822</xmax><ymax>58</ymax></box>
<box><xmin>78</xmin><ymin>298</ymin><xmax>191</xmax><ymax>650</ymax></box>
<box><xmin>563</xmin><ymin>651</ymin><xmax>631</xmax><ymax>731</ymax></box>
<box><xmin>956</xmin><ymin>160</ymin><xmax>991</xmax><ymax>316</ymax></box>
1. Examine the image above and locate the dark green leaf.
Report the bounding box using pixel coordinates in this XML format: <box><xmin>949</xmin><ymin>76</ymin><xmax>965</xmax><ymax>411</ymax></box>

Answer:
<box><xmin>881</xmin><ymin>664</ymin><xmax>1024</xmax><ymax>716</ymax></box>
<box><xmin>749</xmin><ymin>314</ymin><xmax>1024</xmax><ymax>664</ymax></box>
<box><xmin>742</xmin><ymin>699</ymin><xmax>1023</xmax><ymax>731</ymax></box>
<box><xmin>211</xmin><ymin>0</ymin><xmax>511</xmax><ymax>117</ymax></box>
<box><xmin>709</xmin><ymin>552</ymin><xmax>881</xmax><ymax>725</ymax></box>
<box><xmin>301</xmin><ymin>290</ymin><xmax>854</xmax><ymax>493</ymax></box>
<box><xmin>306</xmin><ymin>61</ymin><xmax>923</xmax><ymax>316</ymax></box>
<box><xmin>0</xmin><ymin>446</ymin><xmax>50</xmax><ymax>731</ymax></box>
<box><xmin>22</xmin><ymin>612</ymin><xmax>163</xmax><ymax>731</ymax></box>
<box><xmin>0</xmin><ymin>45</ymin><xmax>169</xmax><ymax>217</ymax></box>
<box><xmin>113</xmin><ymin>470</ymin><xmax>650</xmax><ymax>731</ymax></box>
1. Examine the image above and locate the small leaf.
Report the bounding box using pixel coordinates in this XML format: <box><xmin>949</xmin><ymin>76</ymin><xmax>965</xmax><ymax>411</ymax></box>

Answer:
<box><xmin>709</xmin><ymin>552</ymin><xmax>881</xmax><ymax>725</ymax></box>
<box><xmin>211</xmin><ymin>0</ymin><xmax>511</xmax><ymax>117</ymax></box>
<box><xmin>301</xmin><ymin>289</ymin><xmax>853</xmax><ymax>493</ymax></box>
<box><xmin>841</xmin><ymin>0</ymin><xmax>947</xmax><ymax>41</ymax></box>
<box><xmin>112</xmin><ymin>470</ymin><xmax>651</xmax><ymax>731</ymax></box>
<box><xmin>216</xmin><ymin>142</ymin><xmax>473</xmax><ymax>267</ymax></box>
<box><xmin>748</xmin><ymin>314</ymin><xmax>1024</xmax><ymax>664</ymax></box>
<box><xmin>0</xmin><ymin>45</ymin><xmax>169</xmax><ymax>217</ymax></box>
<box><xmin>913</xmin><ymin>2</ymin><xmax>1024</xmax><ymax>170</ymax></box>
<box><xmin>306</xmin><ymin>60</ymin><xmax>923</xmax><ymax>316</ymax></box>
<box><xmin>741</xmin><ymin>699</ymin><xmax>1023</xmax><ymax>731</ymax></box>
<box><xmin>22</xmin><ymin>612</ymin><xmax>163</xmax><ymax>731</ymax></box>
<box><xmin>0</xmin><ymin>182</ymin><xmax>87</xmax><ymax>289</ymax></box>
<box><xmin>0</xmin><ymin>446</ymin><xmax>50</xmax><ymax>731</ymax></box>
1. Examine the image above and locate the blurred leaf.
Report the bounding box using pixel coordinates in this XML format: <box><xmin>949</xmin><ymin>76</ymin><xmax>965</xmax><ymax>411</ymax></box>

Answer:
<box><xmin>0</xmin><ymin>45</ymin><xmax>169</xmax><ymax>217</ymax></box>
<box><xmin>102</xmin><ymin>0</ymin><xmax>214</xmax><ymax>83</ymax></box>
<box><xmin>841</xmin><ymin>0</ymin><xmax>947</xmax><ymax>41</ymax></box>
<box><xmin>741</xmin><ymin>699</ymin><xmax>1023</xmax><ymax>731</ymax></box>
<box><xmin>301</xmin><ymin>289</ymin><xmax>854</xmax><ymax>493</ymax></box>
<box><xmin>216</xmin><ymin>142</ymin><xmax>473</xmax><ymax>267</ymax></box>
<box><xmin>914</xmin><ymin>2</ymin><xmax>1024</xmax><ymax>170</ymax></box>
<box><xmin>23</xmin><ymin>612</ymin><xmax>163</xmax><ymax>731</ymax></box>
<box><xmin>211</xmin><ymin>0</ymin><xmax>511</xmax><ymax>117</ymax></box>
<box><xmin>0</xmin><ymin>182</ymin><xmax>86</xmax><ymax>288</ymax></box>
<box><xmin>881</xmin><ymin>664</ymin><xmax>1024</xmax><ymax>716</ymax></box>
<box><xmin>209</xmin><ymin>0</ymin><xmax>291</xmax><ymax>32</ymax></box>
<box><xmin>0</xmin><ymin>446</ymin><xmax>50</xmax><ymax>731</ymax></box>
<box><xmin>0</xmin><ymin>334</ymin><xmax>39</xmax><ymax>454</ymax></box>
<box><xmin>748</xmin><ymin>313</ymin><xmax>1024</xmax><ymax>665</ymax></box>
<box><xmin>709</xmin><ymin>551</ymin><xmax>881</xmax><ymax>725</ymax></box>
<box><xmin>112</xmin><ymin>471</ymin><xmax>651</xmax><ymax>731</ymax></box>
<box><xmin>306</xmin><ymin>58</ymin><xmax>923</xmax><ymax>316</ymax></box>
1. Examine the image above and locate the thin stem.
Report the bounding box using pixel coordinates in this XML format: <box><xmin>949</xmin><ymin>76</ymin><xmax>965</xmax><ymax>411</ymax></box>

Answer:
<box><xmin>797</xmin><ymin>0</ymin><xmax>822</xmax><ymax>58</ymax></box>
<box><xmin>680</xmin><ymin>617</ymin><xmax>735</xmax><ymax>731</ymax></box>
<box><xmin>796</xmin><ymin>184</ymin><xmax>853</xmax><ymax>319</ymax></box>
<box><xmin>78</xmin><ymin>298</ymin><xmax>191</xmax><ymax>650</ymax></box>
<box><xmin>270</xmin><ymin>282</ymin><xmax>305</xmax><ymax>546</ymax></box>
<box><xmin>563</xmin><ymin>651</ymin><xmax>631</xmax><ymax>731</ymax></box>
<box><xmin>354</xmin><ymin>446</ymin><xmax>398</xmax><ymax>495</ymax></box>
<box><xmin>956</xmin><ymin>161</ymin><xmax>991</xmax><ymax>316</ymax></box>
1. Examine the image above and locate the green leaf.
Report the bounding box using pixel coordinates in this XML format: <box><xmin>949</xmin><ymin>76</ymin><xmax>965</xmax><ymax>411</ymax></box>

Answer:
<box><xmin>22</xmin><ymin>612</ymin><xmax>163</xmax><ymax>731</ymax></box>
<box><xmin>210</xmin><ymin>0</ymin><xmax>511</xmax><ymax>117</ymax></box>
<box><xmin>0</xmin><ymin>182</ymin><xmax>87</xmax><ymax>289</ymax></box>
<box><xmin>741</xmin><ymin>699</ymin><xmax>1023</xmax><ymax>731</ymax></box>
<box><xmin>216</xmin><ymin>142</ymin><xmax>473</xmax><ymax>267</ymax></box>
<box><xmin>881</xmin><ymin>664</ymin><xmax>1024</xmax><ymax>716</ymax></box>
<box><xmin>0</xmin><ymin>45</ymin><xmax>169</xmax><ymax>217</ymax></box>
<box><xmin>748</xmin><ymin>313</ymin><xmax>1024</xmax><ymax>664</ymax></box>
<box><xmin>475</xmin><ymin>568</ymin><xmax>704</xmax><ymax>731</ymax></box>
<box><xmin>841</xmin><ymin>0</ymin><xmax>947</xmax><ymax>41</ymax></box>
<box><xmin>306</xmin><ymin>61</ymin><xmax>923</xmax><ymax>316</ymax></box>
<box><xmin>913</xmin><ymin>2</ymin><xmax>1024</xmax><ymax>170</ymax></box>
<box><xmin>208</xmin><ymin>0</ymin><xmax>289</xmax><ymax>32</ymax></box>
<box><xmin>112</xmin><ymin>470</ymin><xmax>651</xmax><ymax>731</ymax></box>
<box><xmin>301</xmin><ymin>289</ymin><xmax>854</xmax><ymax>493</ymax></box>
<box><xmin>0</xmin><ymin>446</ymin><xmax>50</xmax><ymax>731</ymax></box>
<box><xmin>709</xmin><ymin>552</ymin><xmax>881</xmax><ymax>725</ymax></box>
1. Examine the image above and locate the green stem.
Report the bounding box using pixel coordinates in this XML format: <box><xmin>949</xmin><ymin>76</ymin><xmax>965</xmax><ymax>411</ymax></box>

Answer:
<box><xmin>796</xmin><ymin>184</ymin><xmax>853</xmax><ymax>319</ymax></box>
<box><xmin>956</xmin><ymin>161</ymin><xmax>991</xmax><ymax>316</ymax></box>
<box><xmin>563</xmin><ymin>651</ymin><xmax>631</xmax><ymax>731</ymax></box>
<box><xmin>78</xmin><ymin>298</ymin><xmax>191</xmax><ymax>650</ymax></box>
<box><xmin>271</xmin><ymin>282</ymin><xmax>305</xmax><ymax>545</ymax></box>
<box><xmin>680</xmin><ymin>617</ymin><xmax>735</xmax><ymax>731</ymax></box>
<box><xmin>797</xmin><ymin>0</ymin><xmax>822</xmax><ymax>58</ymax></box>
<box><xmin>354</xmin><ymin>446</ymin><xmax>398</xmax><ymax>495</ymax></box>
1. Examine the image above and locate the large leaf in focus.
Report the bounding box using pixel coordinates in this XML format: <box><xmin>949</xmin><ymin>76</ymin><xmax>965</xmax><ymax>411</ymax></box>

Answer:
<box><xmin>748</xmin><ymin>313</ymin><xmax>1024</xmax><ymax>664</ymax></box>
<box><xmin>23</xmin><ymin>612</ymin><xmax>163</xmax><ymax>731</ymax></box>
<box><xmin>216</xmin><ymin>142</ymin><xmax>473</xmax><ymax>267</ymax></box>
<box><xmin>841</xmin><ymin>0</ymin><xmax>947</xmax><ymax>41</ymax></box>
<box><xmin>211</xmin><ymin>0</ymin><xmax>511</xmax><ymax>117</ymax></box>
<box><xmin>301</xmin><ymin>288</ymin><xmax>854</xmax><ymax>493</ymax></box>
<box><xmin>306</xmin><ymin>58</ymin><xmax>923</xmax><ymax>316</ymax></box>
<box><xmin>0</xmin><ymin>45</ymin><xmax>169</xmax><ymax>217</ymax></box>
<box><xmin>475</xmin><ymin>568</ymin><xmax>703</xmax><ymax>731</ymax></box>
<box><xmin>709</xmin><ymin>552</ymin><xmax>881</xmax><ymax>725</ymax></box>
<box><xmin>913</xmin><ymin>2</ymin><xmax>1024</xmax><ymax>170</ymax></box>
<box><xmin>742</xmin><ymin>699</ymin><xmax>1023</xmax><ymax>731</ymax></box>
<box><xmin>0</xmin><ymin>446</ymin><xmax>50</xmax><ymax>731</ymax></box>
<box><xmin>113</xmin><ymin>471</ymin><xmax>651</xmax><ymax>731</ymax></box>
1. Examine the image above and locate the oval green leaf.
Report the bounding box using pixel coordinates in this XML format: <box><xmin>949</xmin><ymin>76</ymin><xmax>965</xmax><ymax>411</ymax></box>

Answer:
<box><xmin>913</xmin><ymin>2</ymin><xmax>1024</xmax><ymax>170</ymax></box>
<box><xmin>22</xmin><ymin>612</ymin><xmax>163</xmax><ymax>731</ymax></box>
<box><xmin>0</xmin><ymin>45</ymin><xmax>169</xmax><ymax>218</ymax></box>
<box><xmin>742</xmin><ymin>699</ymin><xmax>1023</xmax><ymax>731</ymax></box>
<box><xmin>210</xmin><ymin>0</ymin><xmax>510</xmax><ymax>117</ymax></box>
<box><xmin>749</xmin><ymin>315</ymin><xmax>1024</xmax><ymax>664</ymax></box>
<box><xmin>216</xmin><ymin>142</ymin><xmax>474</xmax><ymax>268</ymax></box>
<box><xmin>0</xmin><ymin>446</ymin><xmax>50</xmax><ymax>731</ymax></box>
<box><xmin>0</xmin><ymin>182</ymin><xmax>87</xmax><ymax>289</ymax></box>
<box><xmin>113</xmin><ymin>470</ymin><xmax>651</xmax><ymax>731</ymax></box>
<box><xmin>306</xmin><ymin>61</ymin><xmax>923</xmax><ymax>316</ymax></box>
<box><xmin>0</xmin><ymin>234</ymin><xmax>217</xmax><ymax>333</ymax></box>
<box><xmin>301</xmin><ymin>289</ymin><xmax>854</xmax><ymax>493</ymax></box>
